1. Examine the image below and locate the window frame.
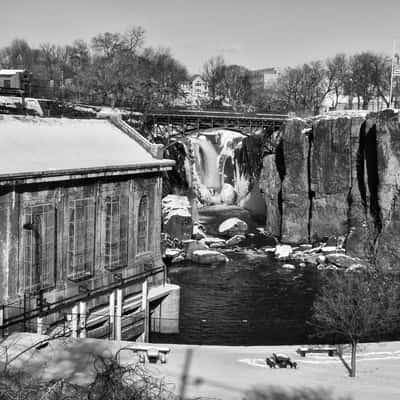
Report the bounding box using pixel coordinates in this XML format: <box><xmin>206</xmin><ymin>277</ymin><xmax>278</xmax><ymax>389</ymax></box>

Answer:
<box><xmin>20</xmin><ymin>203</ymin><xmax>56</xmax><ymax>293</ymax></box>
<box><xmin>67</xmin><ymin>197</ymin><xmax>96</xmax><ymax>281</ymax></box>
<box><xmin>102</xmin><ymin>194</ymin><xmax>129</xmax><ymax>271</ymax></box>
<box><xmin>137</xmin><ymin>195</ymin><xmax>149</xmax><ymax>255</ymax></box>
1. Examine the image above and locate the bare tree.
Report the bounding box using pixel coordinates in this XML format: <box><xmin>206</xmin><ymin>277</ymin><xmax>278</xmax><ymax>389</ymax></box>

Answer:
<box><xmin>326</xmin><ymin>53</ymin><xmax>349</xmax><ymax>110</ymax></box>
<box><xmin>311</xmin><ymin>270</ymin><xmax>400</xmax><ymax>377</ymax></box>
<box><xmin>202</xmin><ymin>55</ymin><xmax>226</xmax><ymax>105</ymax></box>
<box><xmin>222</xmin><ymin>64</ymin><xmax>252</xmax><ymax>111</ymax></box>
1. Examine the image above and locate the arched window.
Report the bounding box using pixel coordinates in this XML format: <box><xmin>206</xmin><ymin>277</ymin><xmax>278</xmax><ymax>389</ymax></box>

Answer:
<box><xmin>137</xmin><ymin>195</ymin><xmax>149</xmax><ymax>254</ymax></box>
<box><xmin>103</xmin><ymin>195</ymin><xmax>128</xmax><ymax>270</ymax></box>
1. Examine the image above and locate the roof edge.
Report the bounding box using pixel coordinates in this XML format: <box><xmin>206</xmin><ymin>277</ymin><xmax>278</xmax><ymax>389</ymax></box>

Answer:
<box><xmin>109</xmin><ymin>116</ymin><xmax>164</xmax><ymax>159</ymax></box>
<box><xmin>0</xmin><ymin>160</ymin><xmax>175</xmax><ymax>186</ymax></box>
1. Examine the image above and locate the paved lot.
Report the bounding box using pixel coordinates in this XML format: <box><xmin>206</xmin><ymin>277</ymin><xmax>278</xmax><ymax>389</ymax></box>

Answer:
<box><xmin>2</xmin><ymin>333</ymin><xmax>400</xmax><ymax>400</ymax></box>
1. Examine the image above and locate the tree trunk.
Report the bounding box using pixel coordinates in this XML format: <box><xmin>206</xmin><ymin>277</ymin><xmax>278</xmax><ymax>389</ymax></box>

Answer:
<box><xmin>350</xmin><ymin>340</ymin><xmax>357</xmax><ymax>377</ymax></box>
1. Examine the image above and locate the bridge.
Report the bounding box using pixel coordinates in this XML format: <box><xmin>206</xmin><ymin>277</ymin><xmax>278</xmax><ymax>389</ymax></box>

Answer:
<box><xmin>141</xmin><ymin>110</ymin><xmax>289</xmax><ymax>135</ymax></box>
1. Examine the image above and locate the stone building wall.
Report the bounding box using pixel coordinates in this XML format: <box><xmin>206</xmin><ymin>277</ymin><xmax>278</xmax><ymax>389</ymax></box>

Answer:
<box><xmin>0</xmin><ymin>173</ymin><xmax>165</xmax><ymax>338</ymax></box>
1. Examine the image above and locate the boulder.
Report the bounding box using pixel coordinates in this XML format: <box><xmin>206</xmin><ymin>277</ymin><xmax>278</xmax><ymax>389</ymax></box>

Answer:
<box><xmin>274</xmin><ymin>245</ymin><xmax>293</xmax><ymax>260</ymax></box>
<box><xmin>318</xmin><ymin>264</ymin><xmax>339</xmax><ymax>271</ymax></box>
<box><xmin>299</xmin><ymin>244</ymin><xmax>313</xmax><ymax>251</ymax></box>
<box><xmin>191</xmin><ymin>250</ymin><xmax>228</xmax><ymax>264</ymax></box>
<box><xmin>202</xmin><ymin>237</ymin><xmax>226</xmax><ymax>247</ymax></box>
<box><xmin>162</xmin><ymin>195</ymin><xmax>193</xmax><ymax>240</ymax></box>
<box><xmin>325</xmin><ymin>253</ymin><xmax>359</xmax><ymax>269</ymax></box>
<box><xmin>164</xmin><ymin>248</ymin><xmax>182</xmax><ymax>258</ymax></box>
<box><xmin>263</xmin><ymin>246</ymin><xmax>276</xmax><ymax>253</ymax></box>
<box><xmin>209</xmin><ymin>242</ymin><xmax>226</xmax><ymax>249</ymax></box>
<box><xmin>193</xmin><ymin>224</ymin><xmax>207</xmax><ymax>240</ymax></box>
<box><xmin>182</xmin><ymin>239</ymin><xmax>209</xmax><ymax>260</ymax></box>
<box><xmin>218</xmin><ymin>217</ymin><xmax>248</xmax><ymax>237</ymax></box>
<box><xmin>317</xmin><ymin>255</ymin><xmax>326</xmax><ymax>264</ymax></box>
<box><xmin>321</xmin><ymin>246</ymin><xmax>338</xmax><ymax>254</ymax></box>
<box><xmin>282</xmin><ymin>263</ymin><xmax>295</xmax><ymax>270</ymax></box>
<box><xmin>220</xmin><ymin>183</ymin><xmax>237</xmax><ymax>205</ymax></box>
<box><xmin>171</xmin><ymin>255</ymin><xmax>185</xmax><ymax>264</ymax></box>
<box><xmin>303</xmin><ymin>254</ymin><xmax>319</xmax><ymax>266</ymax></box>
<box><xmin>226</xmin><ymin>235</ymin><xmax>246</xmax><ymax>247</ymax></box>
<box><xmin>346</xmin><ymin>263</ymin><xmax>368</xmax><ymax>272</ymax></box>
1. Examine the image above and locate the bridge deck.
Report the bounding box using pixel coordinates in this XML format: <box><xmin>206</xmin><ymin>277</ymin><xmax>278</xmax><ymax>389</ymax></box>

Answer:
<box><xmin>144</xmin><ymin>110</ymin><xmax>288</xmax><ymax>132</ymax></box>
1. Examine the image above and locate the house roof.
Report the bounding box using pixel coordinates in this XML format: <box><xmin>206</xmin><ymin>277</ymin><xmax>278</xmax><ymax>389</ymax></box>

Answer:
<box><xmin>0</xmin><ymin>115</ymin><xmax>174</xmax><ymax>183</ymax></box>
<box><xmin>0</xmin><ymin>69</ymin><xmax>25</xmax><ymax>76</ymax></box>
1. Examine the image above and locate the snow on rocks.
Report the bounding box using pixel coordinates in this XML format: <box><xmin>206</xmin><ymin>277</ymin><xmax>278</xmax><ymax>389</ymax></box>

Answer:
<box><xmin>226</xmin><ymin>234</ymin><xmax>246</xmax><ymax>247</ymax></box>
<box><xmin>218</xmin><ymin>217</ymin><xmax>248</xmax><ymax>237</ymax></box>
<box><xmin>282</xmin><ymin>263</ymin><xmax>295</xmax><ymax>270</ymax></box>
<box><xmin>202</xmin><ymin>237</ymin><xmax>227</xmax><ymax>247</ymax></box>
<box><xmin>182</xmin><ymin>239</ymin><xmax>209</xmax><ymax>260</ymax></box>
<box><xmin>191</xmin><ymin>249</ymin><xmax>228</xmax><ymax>265</ymax></box>
<box><xmin>164</xmin><ymin>248</ymin><xmax>182</xmax><ymax>258</ymax></box>
<box><xmin>274</xmin><ymin>245</ymin><xmax>293</xmax><ymax>260</ymax></box>
<box><xmin>162</xmin><ymin>195</ymin><xmax>193</xmax><ymax>240</ymax></box>
<box><xmin>192</xmin><ymin>223</ymin><xmax>207</xmax><ymax>240</ymax></box>
<box><xmin>220</xmin><ymin>183</ymin><xmax>237</xmax><ymax>205</ymax></box>
<box><xmin>325</xmin><ymin>253</ymin><xmax>362</xmax><ymax>269</ymax></box>
<box><xmin>171</xmin><ymin>255</ymin><xmax>185</xmax><ymax>264</ymax></box>
<box><xmin>321</xmin><ymin>246</ymin><xmax>339</xmax><ymax>254</ymax></box>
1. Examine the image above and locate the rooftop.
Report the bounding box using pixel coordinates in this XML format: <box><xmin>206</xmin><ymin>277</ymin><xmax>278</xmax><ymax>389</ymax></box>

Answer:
<box><xmin>0</xmin><ymin>69</ymin><xmax>26</xmax><ymax>76</ymax></box>
<box><xmin>0</xmin><ymin>115</ymin><xmax>174</xmax><ymax>182</ymax></box>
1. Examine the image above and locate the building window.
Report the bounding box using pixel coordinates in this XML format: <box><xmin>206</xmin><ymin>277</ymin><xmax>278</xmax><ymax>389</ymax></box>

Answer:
<box><xmin>22</xmin><ymin>204</ymin><xmax>56</xmax><ymax>292</ymax></box>
<box><xmin>137</xmin><ymin>195</ymin><xmax>149</xmax><ymax>254</ymax></box>
<box><xmin>103</xmin><ymin>195</ymin><xmax>128</xmax><ymax>270</ymax></box>
<box><xmin>3</xmin><ymin>80</ymin><xmax>11</xmax><ymax>88</ymax></box>
<box><xmin>67</xmin><ymin>198</ymin><xmax>95</xmax><ymax>280</ymax></box>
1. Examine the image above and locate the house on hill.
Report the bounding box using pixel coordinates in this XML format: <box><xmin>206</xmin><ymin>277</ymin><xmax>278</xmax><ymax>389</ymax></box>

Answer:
<box><xmin>179</xmin><ymin>75</ymin><xmax>209</xmax><ymax>107</ymax></box>
<box><xmin>0</xmin><ymin>69</ymin><xmax>31</xmax><ymax>96</ymax></box>
<box><xmin>249</xmin><ymin>68</ymin><xmax>279</xmax><ymax>91</ymax></box>
<box><xmin>0</xmin><ymin>115</ymin><xmax>179</xmax><ymax>341</ymax></box>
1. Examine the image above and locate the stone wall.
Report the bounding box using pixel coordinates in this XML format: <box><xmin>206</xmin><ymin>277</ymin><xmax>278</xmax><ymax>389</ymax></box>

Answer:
<box><xmin>259</xmin><ymin>110</ymin><xmax>400</xmax><ymax>269</ymax></box>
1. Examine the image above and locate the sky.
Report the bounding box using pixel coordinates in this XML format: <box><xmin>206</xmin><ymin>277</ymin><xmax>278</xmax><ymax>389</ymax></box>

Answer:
<box><xmin>2</xmin><ymin>0</ymin><xmax>400</xmax><ymax>74</ymax></box>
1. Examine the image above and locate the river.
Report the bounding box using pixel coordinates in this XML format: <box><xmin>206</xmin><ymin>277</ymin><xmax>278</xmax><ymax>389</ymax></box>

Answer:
<box><xmin>150</xmin><ymin>249</ymin><xmax>321</xmax><ymax>346</ymax></box>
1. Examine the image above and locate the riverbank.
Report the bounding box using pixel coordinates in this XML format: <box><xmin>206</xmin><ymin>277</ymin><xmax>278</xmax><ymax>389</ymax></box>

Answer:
<box><xmin>2</xmin><ymin>333</ymin><xmax>400</xmax><ymax>400</ymax></box>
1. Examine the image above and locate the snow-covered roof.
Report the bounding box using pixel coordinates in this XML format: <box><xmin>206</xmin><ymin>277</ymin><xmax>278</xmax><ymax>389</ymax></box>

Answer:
<box><xmin>0</xmin><ymin>115</ymin><xmax>174</xmax><ymax>182</ymax></box>
<box><xmin>0</xmin><ymin>69</ymin><xmax>25</xmax><ymax>75</ymax></box>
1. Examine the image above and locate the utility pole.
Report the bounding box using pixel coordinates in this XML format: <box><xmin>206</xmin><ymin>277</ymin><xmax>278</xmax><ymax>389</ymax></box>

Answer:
<box><xmin>178</xmin><ymin>348</ymin><xmax>193</xmax><ymax>399</ymax></box>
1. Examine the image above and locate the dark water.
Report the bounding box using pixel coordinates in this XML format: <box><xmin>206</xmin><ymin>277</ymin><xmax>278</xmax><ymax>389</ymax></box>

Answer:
<box><xmin>151</xmin><ymin>249</ymin><xmax>321</xmax><ymax>346</ymax></box>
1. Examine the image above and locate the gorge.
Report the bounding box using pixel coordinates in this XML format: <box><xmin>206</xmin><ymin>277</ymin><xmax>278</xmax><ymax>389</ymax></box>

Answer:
<box><xmin>163</xmin><ymin>109</ymin><xmax>400</xmax><ymax>270</ymax></box>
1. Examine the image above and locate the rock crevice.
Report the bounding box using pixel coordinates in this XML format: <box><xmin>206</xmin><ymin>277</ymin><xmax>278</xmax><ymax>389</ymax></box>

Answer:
<box><xmin>258</xmin><ymin>110</ymin><xmax>400</xmax><ymax>269</ymax></box>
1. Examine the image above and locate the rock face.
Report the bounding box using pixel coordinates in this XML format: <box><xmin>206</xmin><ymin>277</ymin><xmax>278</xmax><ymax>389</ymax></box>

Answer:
<box><xmin>281</xmin><ymin>119</ymin><xmax>310</xmax><ymax>243</ymax></box>
<box><xmin>253</xmin><ymin>110</ymin><xmax>400</xmax><ymax>269</ymax></box>
<box><xmin>310</xmin><ymin>117</ymin><xmax>352</xmax><ymax>241</ymax></box>
<box><xmin>259</xmin><ymin>154</ymin><xmax>281</xmax><ymax>237</ymax></box>
<box><xmin>374</xmin><ymin>110</ymin><xmax>400</xmax><ymax>270</ymax></box>
<box><xmin>162</xmin><ymin>195</ymin><xmax>193</xmax><ymax>240</ymax></box>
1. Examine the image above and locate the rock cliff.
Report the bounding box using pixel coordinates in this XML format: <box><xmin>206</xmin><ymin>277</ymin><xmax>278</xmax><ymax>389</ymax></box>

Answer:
<box><xmin>259</xmin><ymin>110</ymin><xmax>400</xmax><ymax>269</ymax></box>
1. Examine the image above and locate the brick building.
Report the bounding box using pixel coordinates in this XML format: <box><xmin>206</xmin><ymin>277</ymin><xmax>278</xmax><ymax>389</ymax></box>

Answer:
<box><xmin>0</xmin><ymin>115</ymin><xmax>179</xmax><ymax>341</ymax></box>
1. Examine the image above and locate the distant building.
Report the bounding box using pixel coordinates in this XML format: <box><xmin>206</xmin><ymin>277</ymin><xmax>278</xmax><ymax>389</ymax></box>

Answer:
<box><xmin>249</xmin><ymin>68</ymin><xmax>279</xmax><ymax>91</ymax></box>
<box><xmin>0</xmin><ymin>69</ymin><xmax>31</xmax><ymax>96</ymax></box>
<box><xmin>179</xmin><ymin>75</ymin><xmax>209</xmax><ymax>107</ymax></box>
<box><xmin>321</xmin><ymin>93</ymin><xmax>389</xmax><ymax>113</ymax></box>
<box><xmin>0</xmin><ymin>116</ymin><xmax>179</xmax><ymax>341</ymax></box>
